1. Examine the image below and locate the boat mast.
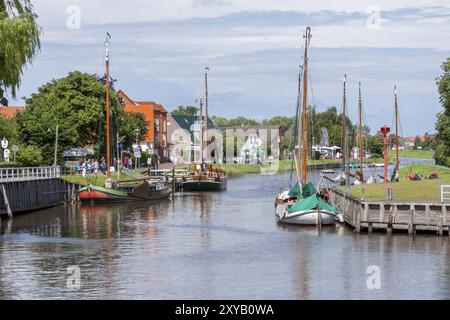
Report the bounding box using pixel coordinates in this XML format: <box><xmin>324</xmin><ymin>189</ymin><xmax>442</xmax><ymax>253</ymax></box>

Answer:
<box><xmin>204</xmin><ymin>67</ymin><xmax>209</xmax><ymax>165</ymax></box>
<box><xmin>199</xmin><ymin>96</ymin><xmax>204</xmax><ymax>165</ymax></box>
<box><xmin>301</xmin><ymin>27</ymin><xmax>311</xmax><ymax>185</ymax></box>
<box><xmin>358</xmin><ymin>82</ymin><xmax>364</xmax><ymax>181</ymax></box>
<box><xmin>105</xmin><ymin>32</ymin><xmax>111</xmax><ymax>178</ymax></box>
<box><xmin>293</xmin><ymin>65</ymin><xmax>302</xmax><ymax>185</ymax></box>
<box><xmin>342</xmin><ymin>74</ymin><xmax>349</xmax><ymax>186</ymax></box>
<box><xmin>394</xmin><ymin>85</ymin><xmax>399</xmax><ymax>173</ymax></box>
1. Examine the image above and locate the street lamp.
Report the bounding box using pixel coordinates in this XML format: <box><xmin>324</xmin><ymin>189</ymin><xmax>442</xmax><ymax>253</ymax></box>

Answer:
<box><xmin>48</xmin><ymin>125</ymin><xmax>59</xmax><ymax>167</ymax></box>
<box><xmin>134</xmin><ymin>128</ymin><xmax>140</xmax><ymax>169</ymax></box>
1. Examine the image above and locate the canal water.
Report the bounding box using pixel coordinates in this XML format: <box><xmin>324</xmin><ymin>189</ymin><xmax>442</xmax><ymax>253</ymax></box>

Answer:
<box><xmin>1</xmin><ymin>158</ymin><xmax>448</xmax><ymax>300</ymax></box>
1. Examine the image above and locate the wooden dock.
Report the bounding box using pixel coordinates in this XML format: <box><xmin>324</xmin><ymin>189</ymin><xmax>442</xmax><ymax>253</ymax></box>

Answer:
<box><xmin>329</xmin><ymin>187</ymin><xmax>450</xmax><ymax>235</ymax></box>
<box><xmin>0</xmin><ymin>166</ymin><xmax>79</xmax><ymax>218</ymax></box>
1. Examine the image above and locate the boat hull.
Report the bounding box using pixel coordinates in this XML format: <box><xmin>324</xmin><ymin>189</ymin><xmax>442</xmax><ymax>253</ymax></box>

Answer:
<box><xmin>182</xmin><ymin>180</ymin><xmax>227</xmax><ymax>192</ymax></box>
<box><xmin>275</xmin><ymin>204</ymin><xmax>339</xmax><ymax>226</ymax></box>
<box><xmin>78</xmin><ymin>185</ymin><xmax>172</xmax><ymax>203</ymax></box>
<box><xmin>78</xmin><ymin>186</ymin><xmax>131</xmax><ymax>203</ymax></box>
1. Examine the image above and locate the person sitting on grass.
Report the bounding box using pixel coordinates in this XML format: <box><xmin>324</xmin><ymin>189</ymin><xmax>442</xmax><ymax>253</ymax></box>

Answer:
<box><xmin>407</xmin><ymin>168</ymin><xmax>421</xmax><ymax>181</ymax></box>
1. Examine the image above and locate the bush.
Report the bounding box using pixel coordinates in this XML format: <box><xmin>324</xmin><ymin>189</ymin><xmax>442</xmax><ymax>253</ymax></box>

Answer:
<box><xmin>16</xmin><ymin>146</ymin><xmax>44</xmax><ymax>167</ymax></box>
<box><xmin>434</xmin><ymin>144</ymin><xmax>448</xmax><ymax>166</ymax></box>
<box><xmin>0</xmin><ymin>162</ymin><xmax>23</xmax><ymax>168</ymax></box>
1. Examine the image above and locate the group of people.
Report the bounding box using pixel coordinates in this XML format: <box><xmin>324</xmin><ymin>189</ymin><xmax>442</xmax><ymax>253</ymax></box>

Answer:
<box><xmin>76</xmin><ymin>158</ymin><xmax>106</xmax><ymax>177</ymax></box>
<box><xmin>75</xmin><ymin>154</ymin><xmax>159</xmax><ymax>176</ymax></box>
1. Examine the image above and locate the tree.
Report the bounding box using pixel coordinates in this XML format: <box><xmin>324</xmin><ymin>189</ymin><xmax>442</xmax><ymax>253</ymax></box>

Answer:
<box><xmin>171</xmin><ymin>105</ymin><xmax>199</xmax><ymax>116</ymax></box>
<box><xmin>210</xmin><ymin>116</ymin><xmax>229</xmax><ymax>125</ymax></box>
<box><xmin>0</xmin><ymin>0</ymin><xmax>41</xmax><ymax>105</ymax></box>
<box><xmin>16</xmin><ymin>71</ymin><xmax>147</xmax><ymax>165</ymax></box>
<box><xmin>262</xmin><ymin>116</ymin><xmax>295</xmax><ymax>132</ymax></box>
<box><xmin>366</xmin><ymin>134</ymin><xmax>383</xmax><ymax>157</ymax></box>
<box><xmin>0</xmin><ymin>113</ymin><xmax>19</xmax><ymax>143</ymax></box>
<box><xmin>436</xmin><ymin>57</ymin><xmax>450</xmax><ymax>160</ymax></box>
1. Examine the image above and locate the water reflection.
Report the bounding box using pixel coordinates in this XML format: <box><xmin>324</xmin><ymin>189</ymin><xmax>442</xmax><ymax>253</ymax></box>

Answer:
<box><xmin>0</xmin><ymin>167</ymin><xmax>449</xmax><ymax>299</ymax></box>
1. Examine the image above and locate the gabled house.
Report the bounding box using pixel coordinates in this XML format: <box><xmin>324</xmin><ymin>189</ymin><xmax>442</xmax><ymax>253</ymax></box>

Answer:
<box><xmin>117</xmin><ymin>90</ymin><xmax>169</xmax><ymax>161</ymax></box>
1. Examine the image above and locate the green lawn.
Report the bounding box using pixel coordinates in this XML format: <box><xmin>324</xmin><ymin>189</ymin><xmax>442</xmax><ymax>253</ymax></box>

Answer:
<box><xmin>217</xmin><ymin>159</ymin><xmax>343</xmax><ymax>176</ymax></box>
<box><xmin>388</xmin><ymin>149</ymin><xmax>434</xmax><ymax>160</ymax></box>
<box><xmin>349</xmin><ymin>163</ymin><xmax>449</xmax><ymax>202</ymax></box>
<box><xmin>61</xmin><ymin>172</ymin><xmax>141</xmax><ymax>186</ymax></box>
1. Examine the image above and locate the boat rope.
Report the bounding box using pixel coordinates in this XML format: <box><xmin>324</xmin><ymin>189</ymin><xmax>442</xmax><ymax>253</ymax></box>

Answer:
<box><xmin>290</xmin><ymin>64</ymin><xmax>302</xmax><ymax>188</ymax></box>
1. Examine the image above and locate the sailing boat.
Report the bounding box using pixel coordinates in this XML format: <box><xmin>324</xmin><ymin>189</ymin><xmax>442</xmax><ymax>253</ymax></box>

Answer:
<box><xmin>182</xmin><ymin>67</ymin><xmax>227</xmax><ymax>191</ymax></box>
<box><xmin>274</xmin><ymin>27</ymin><xmax>342</xmax><ymax>226</ymax></box>
<box><xmin>78</xmin><ymin>33</ymin><xmax>172</xmax><ymax>202</ymax></box>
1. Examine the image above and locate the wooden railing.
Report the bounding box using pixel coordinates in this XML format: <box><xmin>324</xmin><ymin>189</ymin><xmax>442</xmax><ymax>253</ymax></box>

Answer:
<box><xmin>0</xmin><ymin>166</ymin><xmax>61</xmax><ymax>182</ymax></box>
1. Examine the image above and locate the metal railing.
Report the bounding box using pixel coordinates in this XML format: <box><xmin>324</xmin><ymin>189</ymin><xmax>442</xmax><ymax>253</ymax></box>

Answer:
<box><xmin>0</xmin><ymin>166</ymin><xmax>61</xmax><ymax>182</ymax></box>
<box><xmin>441</xmin><ymin>185</ymin><xmax>450</xmax><ymax>203</ymax></box>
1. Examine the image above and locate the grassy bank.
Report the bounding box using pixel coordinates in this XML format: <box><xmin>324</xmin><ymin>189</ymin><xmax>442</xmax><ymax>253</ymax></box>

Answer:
<box><xmin>61</xmin><ymin>172</ymin><xmax>139</xmax><ymax>186</ymax></box>
<box><xmin>217</xmin><ymin>159</ymin><xmax>343</xmax><ymax>176</ymax></box>
<box><xmin>349</xmin><ymin>163</ymin><xmax>449</xmax><ymax>202</ymax></box>
<box><xmin>388</xmin><ymin>149</ymin><xmax>434</xmax><ymax>160</ymax></box>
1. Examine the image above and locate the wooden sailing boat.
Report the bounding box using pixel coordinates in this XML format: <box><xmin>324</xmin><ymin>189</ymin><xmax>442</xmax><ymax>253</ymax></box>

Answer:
<box><xmin>182</xmin><ymin>67</ymin><xmax>227</xmax><ymax>192</ymax></box>
<box><xmin>274</xmin><ymin>27</ymin><xmax>343</xmax><ymax>226</ymax></box>
<box><xmin>79</xmin><ymin>33</ymin><xmax>172</xmax><ymax>202</ymax></box>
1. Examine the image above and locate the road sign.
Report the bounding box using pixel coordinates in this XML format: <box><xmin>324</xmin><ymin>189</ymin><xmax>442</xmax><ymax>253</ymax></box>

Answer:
<box><xmin>12</xmin><ymin>145</ymin><xmax>19</xmax><ymax>152</ymax></box>
<box><xmin>134</xmin><ymin>151</ymin><xmax>141</xmax><ymax>159</ymax></box>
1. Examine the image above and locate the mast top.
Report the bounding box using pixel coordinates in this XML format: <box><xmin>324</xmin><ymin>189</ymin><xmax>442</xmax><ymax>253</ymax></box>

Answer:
<box><xmin>105</xmin><ymin>32</ymin><xmax>111</xmax><ymax>62</ymax></box>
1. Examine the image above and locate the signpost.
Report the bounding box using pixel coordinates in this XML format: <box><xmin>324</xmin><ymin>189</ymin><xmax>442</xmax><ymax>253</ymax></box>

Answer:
<box><xmin>12</xmin><ymin>145</ymin><xmax>19</xmax><ymax>163</ymax></box>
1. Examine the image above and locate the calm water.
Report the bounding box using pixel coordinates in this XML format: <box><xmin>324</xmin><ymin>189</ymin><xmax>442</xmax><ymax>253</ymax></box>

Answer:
<box><xmin>0</xmin><ymin>158</ymin><xmax>447</xmax><ymax>300</ymax></box>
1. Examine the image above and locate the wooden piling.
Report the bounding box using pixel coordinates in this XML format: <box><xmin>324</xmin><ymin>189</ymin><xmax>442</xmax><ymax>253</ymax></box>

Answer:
<box><xmin>439</xmin><ymin>217</ymin><xmax>444</xmax><ymax>236</ymax></box>
<box><xmin>1</xmin><ymin>184</ymin><xmax>13</xmax><ymax>219</ymax></box>
<box><xmin>408</xmin><ymin>204</ymin><xmax>415</xmax><ymax>235</ymax></box>
<box><xmin>379</xmin><ymin>204</ymin><xmax>385</xmax><ymax>223</ymax></box>
<box><xmin>172</xmin><ymin>169</ymin><xmax>176</xmax><ymax>194</ymax></box>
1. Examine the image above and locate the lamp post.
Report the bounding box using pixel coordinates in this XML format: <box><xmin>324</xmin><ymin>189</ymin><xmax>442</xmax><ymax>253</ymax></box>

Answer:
<box><xmin>48</xmin><ymin>125</ymin><xmax>59</xmax><ymax>167</ymax></box>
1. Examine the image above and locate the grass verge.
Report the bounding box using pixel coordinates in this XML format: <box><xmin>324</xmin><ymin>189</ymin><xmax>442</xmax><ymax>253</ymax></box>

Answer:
<box><xmin>349</xmin><ymin>163</ymin><xmax>449</xmax><ymax>202</ymax></box>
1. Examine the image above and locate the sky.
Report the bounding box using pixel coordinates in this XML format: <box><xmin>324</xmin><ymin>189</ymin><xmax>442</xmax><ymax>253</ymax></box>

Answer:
<box><xmin>8</xmin><ymin>0</ymin><xmax>450</xmax><ymax>136</ymax></box>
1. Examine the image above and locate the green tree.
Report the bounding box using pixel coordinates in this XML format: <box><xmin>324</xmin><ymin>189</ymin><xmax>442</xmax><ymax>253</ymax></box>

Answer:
<box><xmin>16</xmin><ymin>145</ymin><xmax>42</xmax><ymax>166</ymax></box>
<box><xmin>171</xmin><ymin>105</ymin><xmax>199</xmax><ymax>116</ymax></box>
<box><xmin>0</xmin><ymin>0</ymin><xmax>41</xmax><ymax>105</ymax></box>
<box><xmin>0</xmin><ymin>113</ymin><xmax>19</xmax><ymax>143</ymax></box>
<box><xmin>436</xmin><ymin>57</ymin><xmax>450</xmax><ymax>161</ymax></box>
<box><xmin>262</xmin><ymin>116</ymin><xmax>295</xmax><ymax>132</ymax></box>
<box><xmin>16</xmin><ymin>71</ymin><xmax>147</xmax><ymax>165</ymax></box>
<box><xmin>210</xmin><ymin>116</ymin><xmax>229</xmax><ymax>125</ymax></box>
<box><xmin>367</xmin><ymin>134</ymin><xmax>383</xmax><ymax>157</ymax></box>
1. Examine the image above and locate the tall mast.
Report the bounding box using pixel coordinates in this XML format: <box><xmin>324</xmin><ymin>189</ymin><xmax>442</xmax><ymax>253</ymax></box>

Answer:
<box><xmin>204</xmin><ymin>67</ymin><xmax>209</xmax><ymax>164</ymax></box>
<box><xmin>358</xmin><ymin>82</ymin><xmax>364</xmax><ymax>180</ymax></box>
<box><xmin>199</xmin><ymin>96</ymin><xmax>204</xmax><ymax>164</ymax></box>
<box><xmin>301</xmin><ymin>27</ymin><xmax>311</xmax><ymax>185</ymax></box>
<box><xmin>105</xmin><ymin>32</ymin><xmax>111</xmax><ymax>178</ymax></box>
<box><xmin>394</xmin><ymin>85</ymin><xmax>399</xmax><ymax>173</ymax></box>
<box><xmin>342</xmin><ymin>74</ymin><xmax>349</xmax><ymax>186</ymax></box>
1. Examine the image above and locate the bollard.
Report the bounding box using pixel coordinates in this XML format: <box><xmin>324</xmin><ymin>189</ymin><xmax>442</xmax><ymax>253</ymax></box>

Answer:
<box><xmin>387</xmin><ymin>187</ymin><xmax>393</xmax><ymax>201</ymax></box>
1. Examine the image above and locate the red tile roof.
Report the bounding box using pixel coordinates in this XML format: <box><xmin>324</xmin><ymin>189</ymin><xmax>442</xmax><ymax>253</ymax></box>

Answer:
<box><xmin>0</xmin><ymin>106</ymin><xmax>25</xmax><ymax>119</ymax></box>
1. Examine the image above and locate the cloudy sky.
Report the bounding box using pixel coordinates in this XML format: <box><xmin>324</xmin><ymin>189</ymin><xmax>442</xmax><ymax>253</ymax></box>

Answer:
<box><xmin>10</xmin><ymin>0</ymin><xmax>450</xmax><ymax>136</ymax></box>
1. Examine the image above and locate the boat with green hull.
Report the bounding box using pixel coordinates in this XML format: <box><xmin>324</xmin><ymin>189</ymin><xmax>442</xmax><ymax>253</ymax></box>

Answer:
<box><xmin>274</xmin><ymin>27</ymin><xmax>342</xmax><ymax>226</ymax></box>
